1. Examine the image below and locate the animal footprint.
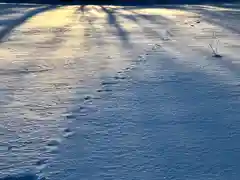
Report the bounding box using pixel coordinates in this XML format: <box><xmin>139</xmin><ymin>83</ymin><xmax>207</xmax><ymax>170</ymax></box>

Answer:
<box><xmin>63</xmin><ymin>131</ymin><xmax>75</xmax><ymax>138</ymax></box>
<box><xmin>79</xmin><ymin>106</ymin><xmax>88</xmax><ymax>113</ymax></box>
<box><xmin>97</xmin><ymin>89</ymin><xmax>113</xmax><ymax>93</ymax></box>
<box><xmin>84</xmin><ymin>95</ymin><xmax>92</xmax><ymax>101</ymax></box>
<box><xmin>35</xmin><ymin>159</ymin><xmax>48</xmax><ymax>171</ymax></box>
<box><xmin>114</xmin><ymin>75</ymin><xmax>126</xmax><ymax>80</ymax></box>
<box><xmin>47</xmin><ymin>139</ymin><xmax>61</xmax><ymax>146</ymax></box>
<box><xmin>138</xmin><ymin>55</ymin><xmax>146</xmax><ymax>61</ymax></box>
<box><xmin>63</xmin><ymin>128</ymin><xmax>75</xmax><ymax>138</ymax></box>
<box><xmin>101</xmin><ymin>81</ymin><xmax>118</xmax><ymax>86</ymax></box>
<box><xmin>45</xmin><ymin>138</ymin><xmax>61</xmax><ymax>153</ymax></box>
<box><xmin>63</xmin><ymin>128</ymin><xmax>71</xmax><ymax>133</ymax></box>
<box><xmin>45</xmin><ymin>146</ymin><xmax>59</xmax><ymax>153</ymax></box>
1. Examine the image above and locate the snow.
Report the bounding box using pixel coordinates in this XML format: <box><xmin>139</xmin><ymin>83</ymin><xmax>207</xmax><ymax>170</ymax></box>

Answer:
<box><xmin>0</xmin><ymin>2</ymin><xmax>239</xmax><ymax>180</ymax></box>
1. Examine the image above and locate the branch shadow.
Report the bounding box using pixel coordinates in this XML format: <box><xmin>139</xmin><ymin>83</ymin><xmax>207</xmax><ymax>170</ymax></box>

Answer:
<box><xmin>100</xmin><ymin>5</ymin><xmax>131</xmax><ymax>48</ymax></box>
<box><xmin>0</xmin><ymin>4</ymin><xmax>60</xmax><ymax>42</ymax></box>
<box><xmin>111</xmin><ymin>3</ymin><xmax>240</xmax><ymax>76</ymax></box>
<box><xmin>1</xmin><ymin>0</ymin><xmax>239</xmax><ymax>45</ymax></box>
<box><xmin>172</xmin><ymin>4</ymin><xmax>240</xmax><ymax>35</ymax></box>
<box><xmin>75</xmin><ymin>5</ymin><xmax>106</xmax><ymax>49</ymax></box>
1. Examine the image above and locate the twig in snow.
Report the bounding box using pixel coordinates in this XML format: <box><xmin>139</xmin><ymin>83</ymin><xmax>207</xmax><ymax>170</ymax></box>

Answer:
<box><xmin>209</xmin><ymin>32</ymin><xmax>222</xmax><ymax>58</ymax></box>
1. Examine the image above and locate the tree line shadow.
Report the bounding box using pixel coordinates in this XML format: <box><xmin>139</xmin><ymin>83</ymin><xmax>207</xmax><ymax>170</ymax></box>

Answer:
<box><xmin>0</xmin><ymin>0</ymin><xmax>240</xmax><ymax>45</ymax></box>
<box><xmin>72</xmin><ymin>2</ymin><xmax>240</xmax><ymax>77</ymax></box>
<box><xmin>0</xmin><ymin>3</ymin><xmax>61</xmax><ymax>42</ymax></box>
<box><xmin>74</xmin><ymin>3</ymin><xmax>177</xmax><ymax>49</ymax></box>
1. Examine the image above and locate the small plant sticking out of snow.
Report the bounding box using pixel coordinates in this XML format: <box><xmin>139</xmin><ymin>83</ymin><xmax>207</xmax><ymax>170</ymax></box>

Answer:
<box><xmin>209</xmin><ymin>32</ymin><xmax>222</xmax><ymax>58</ymax></box>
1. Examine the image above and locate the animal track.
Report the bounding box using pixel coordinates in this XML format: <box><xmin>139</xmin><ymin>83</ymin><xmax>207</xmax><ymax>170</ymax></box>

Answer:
<box><xmin>97</xmin><ymin>89</ymin><xmax>113</xmax><ymax>93</ymax></box>
<box><xmin>83</xmin><ymin>95</ymin><xmax>92</xmax><ymax>101</ymax></box>
<box><xmin>63</xmin><ymin>131</ymin><xmax>75</xmax><ymax>138</ymax></box>
<box><xmin>62</xmin><ymin>112</ymin><xmax>75</xmax><ymax>120</ymax></box>
<box><xmin>45</xmin><ymin>146</ymin><xmax>59</xmax><ymax>153</ymax></box>
<box><xmin>47</xmin><ymin>139</ymin><xmax>61</xmax><ymax>147</ymax></box>
<box><xmin>7</xmin><ymin>146</ymin><xmax>13</xmax><ymax>151</ymax></box>
<box><xmin>63</xmin><ymin>128</ymin><xmax>75</xmax><ymax>138</ymax></box>
<box><xmin>114</xmin><ymin>75</ymin><xmax>126</xmax><ymax>80</ymax></box>
<box><xmin>35</xmin><ymin>159</ymin><xmax>47</xmax><ymax>166</ymax></box>
<box><xmin>35</xmin><ymin>159</ymin><xmax>48</xmax><ymax>171</ymax></box>
<box><xmin>63</xmin><ymin>128</ymin><xmax>71</xmax><ymax>133</ymax></box>
<box><xmin>45</xmin><ymin>138</ymin><xmax>61</xmax><ymax>153</ymax></box>
<box><xmin>101</xmin><ymin>81</ymin><xmax>118</xmax><ymax>86</ymax></box>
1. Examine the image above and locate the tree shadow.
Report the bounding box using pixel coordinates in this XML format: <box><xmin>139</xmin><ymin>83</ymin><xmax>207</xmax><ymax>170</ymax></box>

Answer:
<box><xmin>79</xmin><ymin>5</ymin><xmax>85</xmax><ymax>14</ymax></box>
<box><xmin>75</xmin><ymin>5</ymin><xmax>106</xmax><ymax>49</ymax></box>
<box><xmin>100</xmin><ymin>6</ymin><xmax>131</xmax><ymax>48</ymax></box>
<box><xmin>0</xmin><ymin>3</ymin><xmax>61</xmax><ymax>42</ymax></box>
<box><xmin>0</xmin><ymin>0</ymin><xmax>239</xmax><ymax>43</ymax></box>
<box><xmin>177</xmin><ymin>4</ymin><xmax>240</xmax><ymax>35</ymax></box>
<box><xmin>1</xmin><ymin>0</ymin><xmax>239</xmax><ymax>50</ymax></box>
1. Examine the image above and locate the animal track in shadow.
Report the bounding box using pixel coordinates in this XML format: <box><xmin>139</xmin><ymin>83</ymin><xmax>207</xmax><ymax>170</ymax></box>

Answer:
<box><xmin>61</xmin><ymin>112</ymin><xmax>75</xmax><ymax>120</ymax></box>
<box><xmin>137</xmin><ymin>55</ymin><xmax>146</xmax><ymax>61</ymax></box>
<box><xmin>45</xmin><ymin>138</ymin><xmax>61</xmax><ymax>153</ymax></box>
<box><xmin>114</xmin><ymin>75</ymin><xmax>126</xmax><ymax>80</ymax></box>
<box><xmin>45</xmin><ymin>145</ymin><xmax>59</xmax><ymax>153</ymax></box>
<box><xmin>72</xmin><ymin>105</ymin><xmax>99</xmax><ymax>117</ymax></box>
<box><xmin>96</xmin><ymin>89</ymin><xmax>113</xmax><ymax>93</ymax></box>
<box><xmin>138</xmin><ymin>43</ymin><xmax>162</xmax><ymax>60</ymax></box>
<box><xmin>83</xmin><ymin>95</ymin><xmax>92</xmax><ymax>101</ymax></box>
<box><xmin>35</xmin><ymin>159</ymin><xmax>48</xmax><ymax>171</ymax></box>
<box><xmin>62</xmin><ymin>128</ymin><xmax>75</xmax><ymax>138</ymax></box>
<box><xmin>83</xmin><ymin>94</ymin><xmax>100</xmax><ymax>101</ymax></box>
<box><xmin>35</xmin><ymin>159</ymin><xmax>47</xmax><ymax>166</ymax></box>
<box><xmin>78</xmin><ymin>106</ymin><xmax>87</xmax><ymax>113</ymax></box>
<box><xmin>63</xmin><ymin>131</ymin><xmax>75</xmax><ymax>138</ymax></box>
<box><xmin>47</xmin><ymin>138</ymin><xmax>61</xmax><ymax>147</ymax></box>
<box><xmin>101</xmin><ymin>81</ymin><xmax>118</xmax><ymax>86</ymax></box>
<box><xmin>63</xmin><ymin>128</ymin><xmax>71</xmax><ymax>133</ymax></box>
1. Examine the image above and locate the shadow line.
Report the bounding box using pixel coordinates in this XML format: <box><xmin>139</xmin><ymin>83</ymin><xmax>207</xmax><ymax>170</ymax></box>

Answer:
<box><xmin>100</xmin><ymin>5</ymin><xmax>131</xmax><ymax>48</ymax></box>
<box><xmin>0</xmin><ymin>5</ymin><xmax>59</xmax><ymax>42</ymax></box>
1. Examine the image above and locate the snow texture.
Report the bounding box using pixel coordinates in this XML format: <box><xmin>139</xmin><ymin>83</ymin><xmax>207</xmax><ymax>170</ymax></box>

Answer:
<box><xmin>0</xmin><ymin>2</ymin><xmax>239</xmax><ymax>180</ymax></box>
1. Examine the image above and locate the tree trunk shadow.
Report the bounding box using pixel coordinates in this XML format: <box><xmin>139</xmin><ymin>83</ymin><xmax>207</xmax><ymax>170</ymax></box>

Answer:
<box><xmin>100</xmin><ymin>5</ymin><xmax>131</xmax><ymax>48</ymax></box>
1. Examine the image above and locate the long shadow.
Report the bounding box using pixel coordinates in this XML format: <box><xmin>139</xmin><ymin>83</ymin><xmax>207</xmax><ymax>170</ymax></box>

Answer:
<box><xmin>176</xmin><ymin>5</ymin><xmax>240</xmax><ymax>35</ymax></box>
<box><xmin>75</xmin><ymin>5</ymin><xmax>106</xmax><ymax>48</ymax></box>
<box><xmin>104</xmin><ymin>3</ymin><xmax>240</xmax><ymax>75</ymax></box>
<box><xmin>211</xmin><ymin>3</ymin><xmax>240</xmax><ymax>9</ymax></box>
<box><xmin>100</xmin><ymin>5</ymin><xmax>131</xmax><ymax>48</ymax></box>
<box><xmin>79</xmin><ymin>5</ymin><xmax>85</xmax><ymax>14</ymax></box>
<box><xmin>114</xmin><ymin>10</ymin><xmax>169</xmax><ymax>41</ymax></box>
<box><xmin>0</xmin><ymin>4</ymin><xmax>60</xmax><ymax>42</ymax></box>
<box><xmin>119</xmin><ymin>6</ymin><xmax>240</xmax><ymax>75</ymax></box>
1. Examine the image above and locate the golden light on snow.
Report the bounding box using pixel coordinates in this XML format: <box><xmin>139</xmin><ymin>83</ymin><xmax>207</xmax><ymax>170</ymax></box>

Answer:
<box><xmin>25</xmin><ymin>6</ymin><xmax>76</xmax><ymax>28</ymax></box>
<box><xmin>0</xmin><ymin>4</ymin><xmax>239</xmax><ymax>84</ymax></box>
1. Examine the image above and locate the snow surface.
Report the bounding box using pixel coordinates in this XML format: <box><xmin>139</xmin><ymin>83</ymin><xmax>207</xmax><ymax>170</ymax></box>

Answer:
<box><xmin>0</xmin><ymin>3</ymin><xmax>240</xmax><ymax>180</ymax></box>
